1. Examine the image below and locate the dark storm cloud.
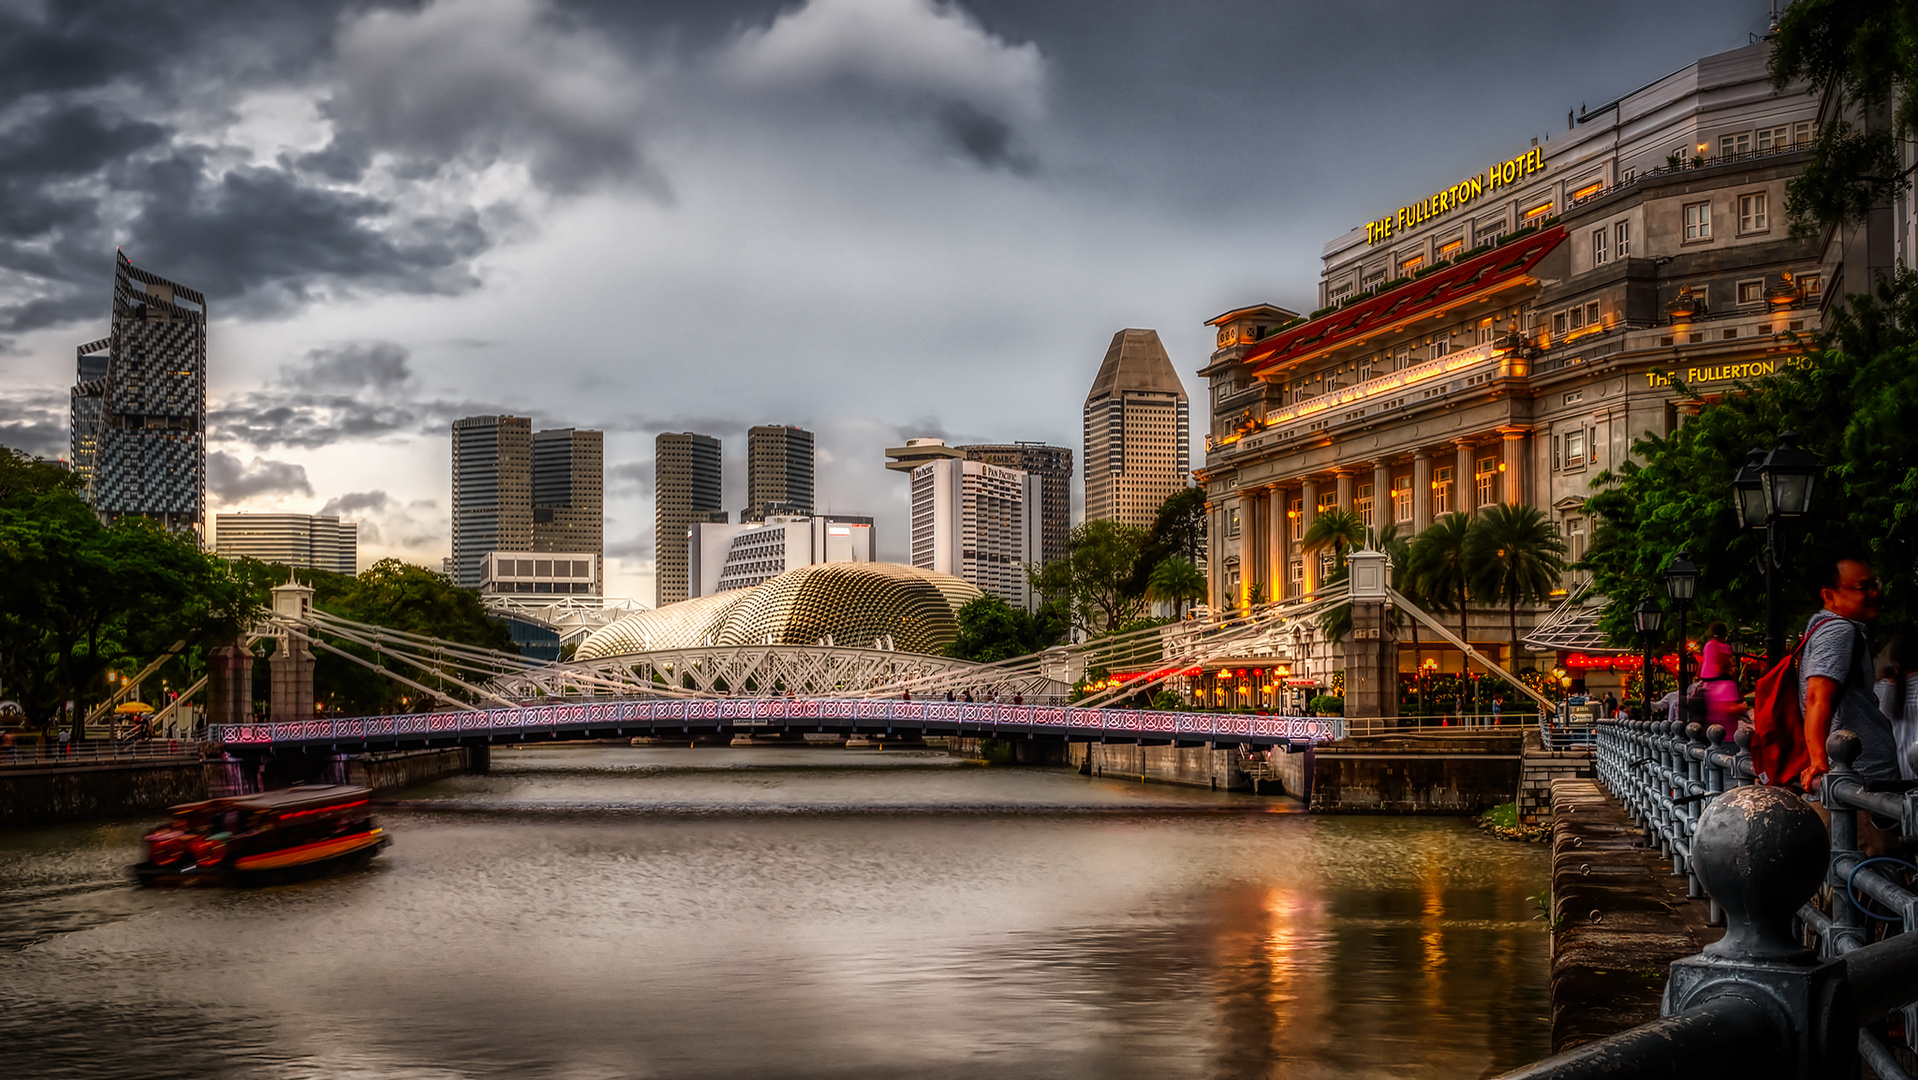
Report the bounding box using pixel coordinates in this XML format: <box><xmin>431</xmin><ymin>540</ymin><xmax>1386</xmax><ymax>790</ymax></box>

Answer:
<box><xmin>211</xmin><ymin>338</ymin><xmax>503</xmax><ymax>450</ymax></box>
<box><xmin>321</xmin><ymin>490</ymin><xmax>393</xmax><ymax>517</ymax></box>
<box><xmin>0</xmin><ymin>390</ymin><xmax>71</xmax><ymax>460</ymax></box>
<box><xmin>282</xmin><ymin>341</ymin><xmax>414</xmax><ymax>393</ymax></box>
<box><xmin>939</xmin><ymin>100</ymin><xmax>1034</xmax><ymax>174</ymax></box>
<box><xmin>206</xmin><ymin>451</ymin><xmax>314</xmax><ymax>503</ymax></box>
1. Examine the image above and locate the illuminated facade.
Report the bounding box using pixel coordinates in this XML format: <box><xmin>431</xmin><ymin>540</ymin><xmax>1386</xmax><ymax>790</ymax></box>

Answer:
<box><xmin>72</xmin><ymin>253</ymin><xmax>207</xmax><ymax>536</ymax></box>
<box><xmin>1083</xmin><ymin>329</ymin><xmax>1190</xmax><ymax>527</ymax></box>
<box><xmin>909</xmin><ymin>457</ymin><xmax>1043</xmax><ymax>609</ymax></box>
<box><xmin>576</xmin><ymin>562</ymin><xmax>982</xmax><ymax>659</ymax></box>
<box><xmin>1199</xmin><ymin>39</ymin><xmax>1825</xmax><ymax>682</ymax></box>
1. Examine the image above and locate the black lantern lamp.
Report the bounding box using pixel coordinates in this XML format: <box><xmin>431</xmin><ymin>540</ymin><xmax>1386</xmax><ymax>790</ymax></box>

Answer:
<box><xmin>1759</xmin><ymin>430</ymin><xmax>1819</xmax><ymax>519</ymax></box>
<box><xmin>1732</xmin><ymin>450</ymin><xmax>1768</xmax><ymax>531</ymax></box>
<box><xmin>1634</xmin><ymin>597</ymin><xmax>1664</xmax><ymax>719</ymax></box>
<box><xmin>1664</xmin><ymin>552</ymin><xmax>1700</xmax><ymax>605</ymax></box>
<box><xmin>1633</xmin><ymin>598</ymin><xmax>1664</xmax><ymax>636</ymax></box>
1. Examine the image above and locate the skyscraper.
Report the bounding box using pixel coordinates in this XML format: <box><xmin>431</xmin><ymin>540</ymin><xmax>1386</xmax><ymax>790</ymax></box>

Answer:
<box><xmin>532</xmin><ymin>427</ymin><xmax>604</xmax><ymax>585</ymax></box>
<box><xmin>909</xmin><ymin>457</ymin><xmax>1043</xmax><ymax>609</ymax></box>
<box><xmin>71</xmin><ymin>252</ymin><xmax>207</xmax><ymax>536</ymax></box>
<box><xmin>655</xmin><ymin>431</ymin><xmax>724</xmax><ymax>605</ymax></box>
<box><xmin>451</xmin><ymin>417</ymin><xmax>605</xmax><ymax>593</ymax></box>
<box><xmin>214</xmin><ymin>513</ymin><xmax>358</xmax><ymax>575</ymax></box>
<box><xmin>742</xmin><ymin>425</ymin><xmax>814</xmax><ymax>523</ymax></box>
<box><xmin>1083</xmin><ymin>329</ymin><xmax>1190</xmax><ymax>527</ymax></box>
<box><xmin>450</xmin><ymin>416</ymin><xmax>533</xmax><ymax>589</ymax></box>
<box><xmin>956</xmin><ymin>443</ymin><xmax>1072</xmax><ymax>564</ymax></box>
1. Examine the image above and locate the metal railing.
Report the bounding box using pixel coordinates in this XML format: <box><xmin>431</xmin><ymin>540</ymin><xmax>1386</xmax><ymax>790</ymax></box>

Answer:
<box><xmin>1495</xmin><ymin>721</ymin><xmax>1918</xmax><ymax>1078</ymax></box>
<box><xmin>0</xmin><ymin>740</ymin><xmax>204</xmax><ymax>769</ymax></box>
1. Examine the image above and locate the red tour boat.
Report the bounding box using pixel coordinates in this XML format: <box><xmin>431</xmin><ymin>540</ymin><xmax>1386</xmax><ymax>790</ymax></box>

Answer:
<box><xmin>135</xmin><ymin>784</ymin><xmax>390</xmax><ymax>886</ymax></box>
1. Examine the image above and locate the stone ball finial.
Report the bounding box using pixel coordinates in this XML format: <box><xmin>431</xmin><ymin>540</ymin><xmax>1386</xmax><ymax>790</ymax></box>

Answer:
<box><xmin>1734</xmin><ymin>723</ymin><xmax>1753</xmax><ymax>753</ymax></box>
<box><xmin>1827</xmin><ymin>729</ymin><xmax>1863</xmax><ymax>772</ymax></box>
<box><xmin>1707</xmin><ymin>724</ymin><xmax>1726</xmax><ymax>747</ymax></box>
<box><xmin>1686</xmin><ymin>722</ymin><xmax>1704</xmax><ymax>745</ymax></box>
<box><xmin>1696</xmin><ymin>786</ymin><xmax>1827</xmax><ymax>963</ymax></box>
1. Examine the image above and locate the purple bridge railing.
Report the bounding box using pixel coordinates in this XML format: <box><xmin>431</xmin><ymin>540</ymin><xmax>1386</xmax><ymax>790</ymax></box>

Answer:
<box><xmin>212</xmin><ymin>698</ymin><xmax>1346</xmax><ymax>751</ymax></box>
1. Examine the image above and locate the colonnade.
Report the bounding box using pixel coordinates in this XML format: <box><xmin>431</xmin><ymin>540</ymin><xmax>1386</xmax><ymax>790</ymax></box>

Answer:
<box><xmin>1211</xmin><ymin>428</ymin><xmax>1528</xmax><ymax>612</ymax></box>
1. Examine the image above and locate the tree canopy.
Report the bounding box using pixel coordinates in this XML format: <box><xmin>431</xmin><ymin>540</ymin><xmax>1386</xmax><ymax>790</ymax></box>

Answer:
<box><xmin>1030</xmin><ymin>518</ymin><xmax>1150</xmax><ymax>635</ymax></box>
<box><xmin>943</xmin><ymin>594</ymin><xmax>1066</xmax><ymax>663</ymax></box>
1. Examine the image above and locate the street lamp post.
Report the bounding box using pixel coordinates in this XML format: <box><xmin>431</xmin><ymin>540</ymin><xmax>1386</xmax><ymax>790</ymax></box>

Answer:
<box><xmin>1634</xmin><ymin>598</ymin><xmax>1664</xmax><ymax>720</ymax></box>
<box><xmin>1664</xmin><ymin>552</ymin><xmax>1700</xmax><ymax>703</ymax></box>
<box><xmin>1734</xmin><ymin>433</ymin><xmax>1821</xmax><ymax>665</ymax></box>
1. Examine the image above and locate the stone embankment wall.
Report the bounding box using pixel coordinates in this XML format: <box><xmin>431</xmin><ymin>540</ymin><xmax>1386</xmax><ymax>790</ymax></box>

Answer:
<box><xmin>1065</xmin><ymin>742</ymin><xmax>1254</xmax><ymax>791</ymax></box>
<box><xmin>1548</xmin><ymin>778</ymin><xmax>1718</xmax><ymax>1053</ymax></box>
<box><xmin>0</xmin><ymin>746</ymin><xmax>483</xmax><ymax>825</ymax></box>
<box><xmin>1308</xmin><ymin>733</ymin><xmax>1523</xmax><ymax>813</ymax></box>
<box><xmin>1518</xmin><ymin>732</ymin><xmax>1595</xmax><ymax>824</ymax></box>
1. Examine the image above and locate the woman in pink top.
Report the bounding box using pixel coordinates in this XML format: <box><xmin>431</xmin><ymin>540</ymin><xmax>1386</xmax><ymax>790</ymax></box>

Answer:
<box><xmin>1697</xmin><ymin>621</ymin><xmax>1744</xmax><ymax>728</ymax></box>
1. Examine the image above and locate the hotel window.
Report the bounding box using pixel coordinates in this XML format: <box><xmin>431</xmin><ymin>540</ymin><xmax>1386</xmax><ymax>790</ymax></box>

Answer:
<box><xmin>1738</xmin><ymin>279</ymin><xmax>1764</xmax><ymax>304</ymax></box>
<box><xmin>1288</xmin><ymin>498</ymin><xmax>1304</xmax><ymax>542</ymax></box>
<box><xmin>1438</xmin><ymin>238</ymin><xmax>1463</xmax><ymax>260</ymax></box>
<box><xmin>1719</xmin><ymin>132</ymin><xmax>1752</xmax><ymax>156</ymax></box>
<box><xmin>1564</xmin><ymin>428</ymin><xmax>1586</xmax><ymax>467</ymax></box>
<box><xmin>1476</xmin><ymin>222</ymin><xmax>1506</xmax><ymax>246</ymax></box>
<box><xmin>1622</xmin><ymin>166</ymin><xmax>1637</xmax><ymax>183</ymax></box>
<box><xmin>1684</xmin><ymin>201</ymin><xmax>1712</xmax><ymax>241</ymax></box>
<box><xmin>1227</xmin><ymin>507</ymin><xmax>1240</xmax><ymax>538</ymax></box>
<box><xmin>1391</xmin><ymin>477</ymin><xmax>1413</xmax><ymax>523</ymax></box>
<box><xmin>1592</xmin><ymin>227</ymin><xmax>1608</xmax><ymax>265</ymax></box>
<box><xmin>1553</xmin><ymin>311</ymin><xmax>1569</xmax><ymax>336</ymax></box>
<box><xmin>1317</xmin><ymin>491</ymin><xmax>1338</xmax><ymax>515</ymax></box>
<box><xmin>1524</xmin><ymin>201</ymin><xmax>1555</xmax><ymax>221</ymax></box>
<box><xmin>1433</xmin><ymin>338</ymin><xmax>1450</xmax><ymax>358</ymax></box>
<box><xmin>1568</xmin><ymin>305</ymin><xmax>1584</xmax><ymax>331</ymax></box>
<box><xmin>1565</xmin><ymin>517</ymin><xmax>1587</xmax><ymax>566</ymax></box>
<box><xmin>1572</xmin><ymin>180</ymin><xmax>1604</xmax><ymax>202</ymax></box>
<box><xmin>1794</xmin><ymin>120</ymin><xmax>1814</xmax><ymax>146</ymax></box>
<box><xmin>1288</xmin><ymin>560</ymin><xmax>1303</xmax><ymax>589</ymax></box>
<box><xmin>1802</xmin><ymin>273</ymin><xmax>1823</xmax><ymax>298</ymax></box>
<box><xmin>1475</xmin><ymin>455</ymin><xmax>1499</xmax><ymax>507</ymax></box>
<box><xmin>1356</xmin><ymin>483</ymin><xmax>1375</xmax><ymax>528</ymax></box>
<box><xmin>1564</xmin><ymin>390</ymin><xmax>1583</xmax><ymax>405</ymax></box>
<box><xmin>1433</xmin><ymin>466</ymin><xmax>1454</xmax><ymax>515</ymax></box>
<box><xmin>1478</xmin><ymin>317</ymin><xmax>1497</xmax><ymax>345</ymax></box>
<box><xmin>1616</xmin><ymin>220</ymin><xmax>1631</xmax><ymax>257</ymax></box>
<box><xmin>1585</xmin><ymin>300</ymin><xmax>1601</xmax><ymax>327</ymax></box>
<box><xmin>1400</xmin><ymin>254</ymin><xmax>1425</xmax><ymax>276</ymax></box>
<box><xmin>1756</xmin><ymin>125</ymin><xmax>1790</xmax><ymax>151</ymax></box>
<box><xmin>1738</xmin><ymin>192</ymin><xmax>1769</xmax><ymax>233</ymax></box>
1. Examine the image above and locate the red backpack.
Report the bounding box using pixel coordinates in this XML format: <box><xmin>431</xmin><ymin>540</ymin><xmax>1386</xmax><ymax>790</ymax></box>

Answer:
<box><xmin>1749</xmin><ymin>613</ymin><xmax>1845</xmax><ymax>787</ymax></box>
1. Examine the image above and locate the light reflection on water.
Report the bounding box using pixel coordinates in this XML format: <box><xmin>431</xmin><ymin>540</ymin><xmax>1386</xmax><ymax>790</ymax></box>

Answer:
<box><xmin>0</xmin><ymin>746</ymin><xmax>1550</xmax><ymax>1078</ymax></box>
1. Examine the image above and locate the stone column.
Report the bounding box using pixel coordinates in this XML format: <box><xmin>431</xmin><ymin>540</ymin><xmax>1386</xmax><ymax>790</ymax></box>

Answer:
<box><xmin>1371</xmin><ymin>462</ymin><xmax>1392</xmax><ymax>534</ymax></box>
<box><xmin>205</xmin><ymin>635</ymin><xmax>254</xmax><ymax>729</ymax></box>
<box><xmin>1205</xmin><ymin>502</ymin><xmax>1222</xmax><ymax>615</ymax></box>
<box><xmin>269</xmin><ymin>635</ymin><xmax>315</xmax><ymax>725</ymax></box>
<box><xmin>1335</xmin><ymin>470</ymin><xmax>1354</xmax><ymax>514</ymax></box>
<box><xmin>1412</xmin><ymin>451</ymin><xmax>1433</xmax><ymax>532</ymax></box>
<box><xmin>1300</xmin><ymin>478</ymin><xmax>1319</xmax><ymax>595</ymax></box>
<box><xmin>1343</xmin><ymin>549</ymin><xmax>1399</xmax><ymax>733</ymax></box>
<box><xmin>1456</xmin><ymin>441</ymin><xmax>1476</xmax><ymax>515</ymax></box>
<box><xmin>1501</xmin><ymin>428</ymin><xmax>1527</xmax><ymax>506</ymax></box>
<box><xmin>1265</xmin><ymin>484</ymin><xmax>1286</xmax><ymax>602</ymax></box>
<box><xmin>1237</xmin><ymin>492</ymin><xmax>1258</xmax><ymax>610</ymax></box>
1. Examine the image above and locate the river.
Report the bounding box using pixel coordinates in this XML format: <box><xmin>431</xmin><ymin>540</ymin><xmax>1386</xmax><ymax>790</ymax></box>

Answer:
<box><xmin>0</xmin><ymin>745</ymin><xmax>1551</xmax><ymax>1079</ymax></box>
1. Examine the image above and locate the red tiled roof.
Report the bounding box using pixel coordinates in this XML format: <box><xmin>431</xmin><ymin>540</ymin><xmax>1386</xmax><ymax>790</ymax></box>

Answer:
<box><xmin>1242</xmin><ymin>226</ymin><xmax>1567</xmax><ymax>376</ymax></box>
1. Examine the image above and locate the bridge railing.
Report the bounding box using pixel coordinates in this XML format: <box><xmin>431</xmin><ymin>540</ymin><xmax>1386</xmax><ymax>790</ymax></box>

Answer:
<box><xmin>208</xmin><ymin>698</ymin><xmax>1348</xmax><ymax>749</ymax></box>
<box><xmin>1495</xmin><ymin>721</ymin><xmax>1918</xmax><ymax>1079</ymax></box>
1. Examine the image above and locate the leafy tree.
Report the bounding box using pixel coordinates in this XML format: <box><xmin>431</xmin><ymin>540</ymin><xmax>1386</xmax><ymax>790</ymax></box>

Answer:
<box><xmin>1126</xmin><ymin>484</ymin><xmax>1207</xmax><ymax>598</ymax></box>
<box><xmin>1302</xmin><ymin>507</ymin><xmax>1366</xmax><ymax>573</ymax></box>
<box><xmin>1584</xmin><ymin>269</ymin><xmax>1918</xmax><ymax>647</ymax></box>
<box><xmin>944</xmin><ymin>594</ymin><xmax>1064</xmax><ymax>663</ymax></box>
<box><xmin>0</xmin><ymin>461</ymin><xmax>257</xmax><ymax>735</ymax></box>
<box><xmin>1409</xmin><ymin>512</ymin><xmax>1476</xmax><ymax>643</ymax></box>
<box><xmin>1467</xmin><ymin>504</ymin><xmax>1567</xmax><ymax>670</ymax></box>
<box><xmin>1769</xmin><ymin>0</ymin><xmax>1918</xmax><ymax>236</ymax></box>
<box><xmin>1030</xmin><ymin>519</ymin><xmax>1148</xmax><ymax>635</ymax></box>
<box><xmin>1146</xmin><ymin>556</ymin><xmax>1206</xmax><ymax>618</ymax></box>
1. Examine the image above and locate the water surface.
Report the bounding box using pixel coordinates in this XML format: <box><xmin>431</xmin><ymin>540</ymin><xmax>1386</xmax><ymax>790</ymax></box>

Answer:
<box><xmin>0</xmin><ymin>746</ymin><xmax>1550</xmax><ymax>1079</ymax></box>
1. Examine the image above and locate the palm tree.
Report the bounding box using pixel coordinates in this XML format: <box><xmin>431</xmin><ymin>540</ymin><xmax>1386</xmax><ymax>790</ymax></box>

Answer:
<box><xmin>1146</xmin><ymin>556</ymin><xmax>1207</xmax><ymax>619</ymax></box>
<box><xmin>1409</xmin><ymin>512</ymin><xmax>1476</xmax><ymax>646</ymax></box>
<box><xmin>1317</xmin><ymin>523</ymin><xmax>1413</xmax><ymax>644</ymax></box>
<box><xmin>1467</xmin><ymin>503</ymin><xmax>1567</xmax><ymax>671</ymax></box>
<box><xmin>1302</xmin><ymin>508</ymin><xmax>1367</xmax><ymax>576</ymax></box>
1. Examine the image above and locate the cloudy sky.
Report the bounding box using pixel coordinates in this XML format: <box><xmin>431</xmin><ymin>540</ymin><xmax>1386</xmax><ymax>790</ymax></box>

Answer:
<box><xmin>0</xmin><ymin>0</ymin><xmax>1782</xmax><ymax>602</ymax></box>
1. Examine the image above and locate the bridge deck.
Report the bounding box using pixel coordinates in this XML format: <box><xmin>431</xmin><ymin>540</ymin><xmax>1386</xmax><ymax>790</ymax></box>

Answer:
<box><xmin>214</xmin><ymin>698</ymin><xmax>1345</xmax><ymax>751</ymax></box>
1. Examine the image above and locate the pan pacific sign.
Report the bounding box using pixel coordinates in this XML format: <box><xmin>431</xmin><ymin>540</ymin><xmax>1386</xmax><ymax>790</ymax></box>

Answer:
<box><xmin>1366</xmin><ymin>147</ymin><xmax>1548</xmax><ymax>245</ymax></box>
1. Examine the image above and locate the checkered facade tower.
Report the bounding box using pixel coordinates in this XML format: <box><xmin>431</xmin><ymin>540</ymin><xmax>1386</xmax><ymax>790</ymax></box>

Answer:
<box><xmin>71</xmin><ymin>252</ymin><xmax>208</xmax><ymax>538</ymax></box>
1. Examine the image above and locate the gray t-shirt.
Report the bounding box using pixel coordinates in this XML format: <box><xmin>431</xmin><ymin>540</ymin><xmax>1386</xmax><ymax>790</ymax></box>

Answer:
<box><xmin>1800</xmin><ymin>612</ymin><xmax>1901</xmax><ymax>782</ymax></box>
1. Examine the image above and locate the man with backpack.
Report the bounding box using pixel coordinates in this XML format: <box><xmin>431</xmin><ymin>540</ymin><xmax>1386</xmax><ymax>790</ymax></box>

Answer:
<box><xmin>1798</xmin><ymin>553</ymin><xmax>1902</xmax><ymax>791</ymax></box>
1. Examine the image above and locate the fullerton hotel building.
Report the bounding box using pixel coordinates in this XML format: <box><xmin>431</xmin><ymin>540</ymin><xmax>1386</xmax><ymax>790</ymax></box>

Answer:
<box><xmin>1196</xmin><ymin>38</ymin><xmax>1827</xmax><ymax>694</ymax></box>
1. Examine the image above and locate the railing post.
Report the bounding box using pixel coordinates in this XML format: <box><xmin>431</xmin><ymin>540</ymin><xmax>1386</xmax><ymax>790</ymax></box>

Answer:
<box><xmin>1822</xmin><ymin>731</ymin><xmax>1870</xmax><ymax>958</ymax></box>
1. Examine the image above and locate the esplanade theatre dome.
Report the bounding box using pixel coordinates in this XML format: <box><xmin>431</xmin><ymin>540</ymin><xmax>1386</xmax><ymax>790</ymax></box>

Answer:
<box><xmin>575</xmin><ymin>563</ymin><xmax>983</xmax><ymax>660</ymax></box>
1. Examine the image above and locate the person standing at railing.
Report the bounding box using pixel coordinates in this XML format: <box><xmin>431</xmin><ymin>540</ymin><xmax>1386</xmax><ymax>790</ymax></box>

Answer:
<box><xmin>1800</xmin><ymin>555</ymin><xmax>1901</xmax><ymax>791</ymax></box>
<box><xmin>1872</xmin><ymin>635</ymin><xmax>1918</xmax><ymax>781</ymax></box>
<box><xmin>1698</xmin><ymin>622</ymin><xmax>1746</xmax><ymax>729</ymax></box>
